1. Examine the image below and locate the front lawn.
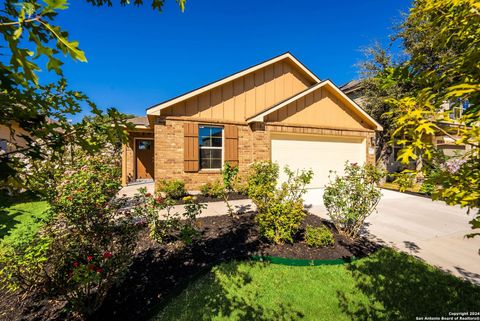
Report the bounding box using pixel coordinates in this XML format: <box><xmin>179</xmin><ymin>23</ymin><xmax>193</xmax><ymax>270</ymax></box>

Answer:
<box><xmin>151</xmin><ymin>248</ymin><xmax>480</xmax><ymax>321</ymax></box>
<box><xmin>0</xmin><ymin>194</ymin><xmax>49</xmax><ymax>247</ymax></box>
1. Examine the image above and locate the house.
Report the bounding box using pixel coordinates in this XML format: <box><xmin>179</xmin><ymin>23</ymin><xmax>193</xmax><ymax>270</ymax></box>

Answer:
<box><xmin>0</xmin><ymin>123</ymin><xmax>29</xmax><ymax>154</ymax></box>
<box><xmin>341</xmin><ymin>79</ymin><xmax>471</xmax><ymax>173</ymax></box>
<box><xmin>121</xmin><ymin>53</ymin><xmax>383</xmax><ymax>190</ymax></box>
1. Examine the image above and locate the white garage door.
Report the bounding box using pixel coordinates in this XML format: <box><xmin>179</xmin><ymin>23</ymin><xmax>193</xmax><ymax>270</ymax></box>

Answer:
<box><xmin>271</xmin><ymin>134</ymin><xmax>366</xmax><ymax>188</ymax></box>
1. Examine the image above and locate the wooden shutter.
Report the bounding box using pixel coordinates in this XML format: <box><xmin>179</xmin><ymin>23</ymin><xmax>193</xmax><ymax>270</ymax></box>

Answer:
<box><xmin>224</xmin><ymin>125</ymin><xmax>239</xmax><ymax>166</ymax></box>
<box><xmin>184</xmin><ymin>123</ymin><xmax>199</xmax><ymax>172</ymax></box>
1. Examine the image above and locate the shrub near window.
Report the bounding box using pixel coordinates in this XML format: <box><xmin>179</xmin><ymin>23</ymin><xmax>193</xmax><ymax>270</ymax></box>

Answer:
<box><xmin>157</xmin><ymin>179</ymin><xmax>187</xmax><ymax>199</ymax></box>
<box><xmin>200</xmin><ymin>180</ymin><xmax>224</xmax><ymax>198</ymax></box>
<box><xmin>305</xmin><ymin>225</ymin><xmax>335</xmax><ymax>248</ymax></box>
<box><xmin>249</xmin><ymin>162</ymin><xmax>313</xmax><ymax>244</ymax></box>
<box><xmin>323</xmin><ymin>162</ymin><xmax>382</xmax><ymax>239</ymax></box>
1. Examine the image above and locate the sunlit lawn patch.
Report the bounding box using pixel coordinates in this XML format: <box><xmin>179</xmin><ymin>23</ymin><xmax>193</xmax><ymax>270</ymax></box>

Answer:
<box><xmin>151</xmin><ymin>248</ymin><xmax>479</xmax><ymax>321</ymax></box>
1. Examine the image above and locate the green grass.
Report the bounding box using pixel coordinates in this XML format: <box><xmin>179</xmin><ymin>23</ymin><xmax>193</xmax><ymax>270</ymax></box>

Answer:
<box><xmin>0</xmin><ymin>194</ymin><xmax>49</xmax><ymax>248</ymax></box>
<box><xmin>151</xmin><ymin>248</ymin><xmax>480</xmax><ymax>321</ymax></box>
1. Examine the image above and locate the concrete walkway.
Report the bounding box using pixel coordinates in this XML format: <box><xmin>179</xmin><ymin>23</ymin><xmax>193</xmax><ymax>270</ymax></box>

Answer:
<box><xmin>119</xmin><ymin>183</ymin><xmax>480</xmax><ymax>284</ymax></box>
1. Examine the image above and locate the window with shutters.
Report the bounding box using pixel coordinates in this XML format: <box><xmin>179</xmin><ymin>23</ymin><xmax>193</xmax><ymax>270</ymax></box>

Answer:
<box><xmin>199</xmin><ymin>126</ymin><xmax>223</xmax><ymax>169</ymax></box>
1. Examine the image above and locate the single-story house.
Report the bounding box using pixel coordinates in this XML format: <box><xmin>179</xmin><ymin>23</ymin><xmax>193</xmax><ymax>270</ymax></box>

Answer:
<box><xmin>121</xmin><ymin>53</ymin><xmax>382</xmax><ymax>190</ymax></box>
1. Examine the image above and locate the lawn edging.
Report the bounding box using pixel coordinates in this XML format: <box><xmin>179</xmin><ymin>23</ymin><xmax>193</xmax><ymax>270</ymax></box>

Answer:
<box><xmin>251</xmin><ymin>255</ymin><xmax>358</xmax><ymax>266</ymax></box>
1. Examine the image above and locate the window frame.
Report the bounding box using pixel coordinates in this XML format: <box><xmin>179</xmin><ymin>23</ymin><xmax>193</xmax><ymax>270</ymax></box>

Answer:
<box><xmin>198</xmin><ymin>125</ymin><xmax>224</xmax><ymax>171</ymax></box>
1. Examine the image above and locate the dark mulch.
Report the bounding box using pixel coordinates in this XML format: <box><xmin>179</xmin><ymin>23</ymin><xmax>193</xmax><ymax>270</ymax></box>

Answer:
<box><xmin>173</xmin><ymin>192</ymin><xmax>249</xmax><ymax>204</ymax></box>
<box><xmin>0</xmin><ymin>213</ymin><xmax>379</xmax><ymax>321</ymax></box>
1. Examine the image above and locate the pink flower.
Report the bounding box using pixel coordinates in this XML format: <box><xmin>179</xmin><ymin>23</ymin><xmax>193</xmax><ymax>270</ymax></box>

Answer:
<box><xmin>72</xmin><ymin>261</ymin><xmax>79</xmax><ymax>268</ymax></box>
<box><xmin>103</xmin><ymin>251</ymin><xmax>113</xmax><ymax>259</ymax></box>
<box><xmin>87</xmin><ymin>255</ymin><xmax>94</xmax><ymax>261</ymax></box>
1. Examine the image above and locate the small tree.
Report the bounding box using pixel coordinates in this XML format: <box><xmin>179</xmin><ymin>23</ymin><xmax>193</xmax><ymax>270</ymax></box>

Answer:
<box><xmin>323</xmin><ymin>162</ymin><xmax>381</xmax><ymax>239</ymax></box>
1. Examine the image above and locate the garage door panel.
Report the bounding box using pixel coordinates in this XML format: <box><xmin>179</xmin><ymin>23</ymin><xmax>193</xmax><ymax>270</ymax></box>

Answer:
<box><xmin>271</xmin><ymin>135</ymin><xmax>366</xmax><ymax>188</ymax></box>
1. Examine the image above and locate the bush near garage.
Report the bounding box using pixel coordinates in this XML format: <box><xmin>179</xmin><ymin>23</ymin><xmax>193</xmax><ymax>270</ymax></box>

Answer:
<box><xmin>249</xmin><ymin>162</ymin><xmax>313</xmax><ymax>244</ymax></box>
<box><xmin>323</xmin><ymin>162</ymin><xmax>381</xmax><ymax>239</ymax></box>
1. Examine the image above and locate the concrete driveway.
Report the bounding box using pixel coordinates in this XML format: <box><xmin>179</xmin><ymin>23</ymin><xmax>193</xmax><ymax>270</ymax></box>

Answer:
<box><xmin>307</xmin><ymin>188</ymin><xmax>480</xmax><ymax>284</ymax></box>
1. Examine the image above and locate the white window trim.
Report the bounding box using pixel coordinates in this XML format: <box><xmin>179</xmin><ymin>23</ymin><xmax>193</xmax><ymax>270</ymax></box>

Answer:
<box><xmin>198</xmin><ymin>125</ymin><xmax>224</xmax><ymax>170</ymax></box>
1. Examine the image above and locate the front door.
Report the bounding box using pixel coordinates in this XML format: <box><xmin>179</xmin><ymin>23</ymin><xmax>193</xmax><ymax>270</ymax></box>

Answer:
<box><xmin>136</xmin><ymin>139</ymin><xmax>154</xmax><ymax>180</ymax></box>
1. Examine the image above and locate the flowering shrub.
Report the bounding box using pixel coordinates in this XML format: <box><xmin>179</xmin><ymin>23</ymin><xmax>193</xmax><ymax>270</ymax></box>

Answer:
<box><xmin>45</xmin><ymin>155</ymin><xmax>140</xmax><ymax>316</ymax></box>
<box><xmin>305</xmin><ymin>225</ymin><xmax>335</xmax><ymax>248</ymax></box>
<box><xmin>133</xmin><ymin>189</ymin><xmax>205</xmax><ymax>244</ymax></box>
<box><xmin>249</xmin><ymin>162</ymin><xmax>313</xmax><ymax>244</ymax></box>
<box><xmin>1</xmin><ymin>154</ymin><xmax>141</xmax><ymax>317</ymax></box>
<box><xmin>323</xmin><ymin>162</ymin><xmax>381</xmax><ymax>239</ymax></box>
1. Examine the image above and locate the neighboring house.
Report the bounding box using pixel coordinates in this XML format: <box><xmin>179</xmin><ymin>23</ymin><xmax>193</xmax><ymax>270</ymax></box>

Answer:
<box><xmin>0</xmin><ymin>123</ymin><xmax>29</xmax><ymax>154</ymax></box>
<box><xmin>341</xmin><ymin>79</ymin><xmax>470</xmax><ymax>172</ymax></box>
<box><xmin>122</xmin><ymin>53</ymin><xmax>382</xmax><ymax>189</ymax></box>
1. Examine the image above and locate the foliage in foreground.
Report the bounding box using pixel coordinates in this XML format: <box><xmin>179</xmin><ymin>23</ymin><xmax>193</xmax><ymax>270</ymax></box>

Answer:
<box><xmin>152</xmin><ymin>248</ymin><xmax>480</xmax><ymax>321</ymax></box>
<box><xmin>249</xmin><ymin>162</ymin><xmax>313</xmax><ymax>244</ymax></box>
<box><xmin>0</xmin><ymin>154</ymin><xmax>140</xmax><ymax>317</ymax></box>
<box><xmin>323</xmin><ymin>162</ymin><xmax>382</xmax><ymax>239</ymax></box>
<box><xmin>133</xmin><ymin>188</ymin><xmax>206</xmax><ymax>245</ymax></box>
<box><xmin>362</xmin><ymin>0</ymin><xmax>480</xmax><ymax>238</ymax></box>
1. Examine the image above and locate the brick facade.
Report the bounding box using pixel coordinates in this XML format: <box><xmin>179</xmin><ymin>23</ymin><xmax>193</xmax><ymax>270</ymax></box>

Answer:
<box><xmin>140</xmin><ymin>117</ymin><xmax>376</xmax><ymax>190</ymax></box>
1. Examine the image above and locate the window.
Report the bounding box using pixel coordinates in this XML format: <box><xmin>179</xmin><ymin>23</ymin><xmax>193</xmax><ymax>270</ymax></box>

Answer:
<box><xmin>0</xmin><ymin>139</ymin><xmax>7</xmax><ymax>153</ymax></box>
<box><xmin>138</xmin><ymin>140</ymin><xmax>151</xmax><ymax>150</ymax></box>
<box><xmin>199</xmin><ymin>126</ymin><xmax>223</xmax><ymax>169</ymax></box>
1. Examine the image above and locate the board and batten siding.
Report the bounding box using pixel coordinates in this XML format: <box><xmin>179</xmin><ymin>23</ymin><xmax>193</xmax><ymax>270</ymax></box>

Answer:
<box><xmin>265</xmin><ymin>86</ymin><xmax>371</xmax><ymax>131</ymax></box>
<box><xmin>162</xmin><ymin>60</ymin><xmax>314</xmax><ymax>122</ymax></box>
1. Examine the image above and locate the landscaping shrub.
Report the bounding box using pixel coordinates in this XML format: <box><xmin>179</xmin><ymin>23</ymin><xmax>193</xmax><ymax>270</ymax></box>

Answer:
<box><xmin>420</xmin><ymin>181</ymin><xmax>435</xmax><ymax>196</ymax></box>
<box><xmin>222</xmin><ymin>162</ymin><xmax>239</xmax><ymax>216</ymax></box>
<box><xmin>248</xmin><ymin>161</ymin><xmax>279</xmax><ymax>214</ymax></box>
<box><xmin>323</xmin><ymin>162</ymin><xmax>381</xmax><ymax>239</ymax></box>
<box><xmin>200</xmin><ymin>180</ymin><xmax>224</xmax><ymax>198</ymax></box>
<box><xmin>305</xmin><ymin>225</ymin><xmax>335</xmax><ymax>248</ymax></box>
<box><xmin>392</xmin><ymin>170</ymin><xmax>416</xmax><ymax>191</ymax></box>
<box><xmin>133</xmin><ymin>189</ymin><xmax>206</xmax><ymax>244</ymax></box>
<box><xmin>0</xmin><ymin>154</ymin><xmax>142</xmax><ymax>317</ymax></box>
<box><xmin>232</xmin><ymin>173</ymin><xmax>249</xmax><ymax>195</ymax></box>
<box><xmin>249</xmin><ymin>162</ymin><xmax>313</xmax><ymax>244</ymax></box>
<box><xmin>364</xmin><ymin>163</ymin><xmax>387</xmax><ymax>184</ymax></box>
<box><xmin>158</xmin><ymin>179</ymin><xmax>187</xmax><ymax>199</ymax></box>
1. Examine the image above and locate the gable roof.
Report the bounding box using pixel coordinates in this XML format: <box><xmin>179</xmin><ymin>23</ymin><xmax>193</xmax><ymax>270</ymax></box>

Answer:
<box><xmin>340</xmin><ymin>79</ymin><xmax>362</xmax><ymax>94</ymax></box>
<box><xmin>246</xmin><ymin>80</ymin><xmax>383</xmax><ymax>131</ymax></box>
<box><xmin>146</xmin><ymin>52</ymin><xmax>320</xmax><ymax>116</ymax></box>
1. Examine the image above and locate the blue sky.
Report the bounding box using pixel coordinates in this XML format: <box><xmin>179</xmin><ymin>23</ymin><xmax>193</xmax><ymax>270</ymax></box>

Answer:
<box><xmin>45</xmin><ymin>0</ymin><xmax>411</xmax><ymax>119</ymax></box>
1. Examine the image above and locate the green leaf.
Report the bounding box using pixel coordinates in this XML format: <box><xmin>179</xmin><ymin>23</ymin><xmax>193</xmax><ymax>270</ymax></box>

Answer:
<box><xmin>13</xmin><ymin>27</ymin><xmax>23</xmax><ymax>40</ymax></box>
<box><xmin>397</xmin><ymin>148</ymin><xmax>417</xmax><ymax>164</ymax></box>
<box><xmin>43</xmin><ymin>0</ymin><xmax>69</xmax><ymax>10</ymax></box>
<box><xmin>39</xmin><ymin>21</ymin><xmax>87</xmax><ymax>62</ymax></box>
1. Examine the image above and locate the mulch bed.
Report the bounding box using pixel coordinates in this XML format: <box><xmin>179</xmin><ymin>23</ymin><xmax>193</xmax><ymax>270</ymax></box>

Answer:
<box><xmin>0</xmin><ymin>212</ymin><xmax>379</xmax><ymax>321</ymax></box>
